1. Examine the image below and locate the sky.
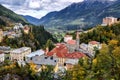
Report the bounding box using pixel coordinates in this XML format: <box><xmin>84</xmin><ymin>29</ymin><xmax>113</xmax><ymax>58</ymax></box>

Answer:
<box><xmin>0</xmin><ymin>0</ymin><xmax>84</xmax><ymax>19</ymax></box>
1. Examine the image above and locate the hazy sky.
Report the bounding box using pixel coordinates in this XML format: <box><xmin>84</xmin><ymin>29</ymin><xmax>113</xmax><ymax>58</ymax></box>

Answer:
<box><xmin>0</xmin><ymin>0</ymin><xmax>84</xmax><ymax>19</ymax></box>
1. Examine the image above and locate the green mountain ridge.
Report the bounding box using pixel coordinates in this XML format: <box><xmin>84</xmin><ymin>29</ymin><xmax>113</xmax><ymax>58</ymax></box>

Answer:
<box><xmin>0</xmin><ymin>4</ymin><xmax>28</xmax><ymax>26</ymax></box>
<box><xmin>37</xmin><ymin>0</ymin><xmax>120</xmax><ymax>30</ymax></box>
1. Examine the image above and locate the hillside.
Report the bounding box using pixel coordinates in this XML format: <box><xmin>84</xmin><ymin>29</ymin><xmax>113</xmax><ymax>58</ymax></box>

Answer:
<box><xmin>22</xmin><ymin>15</ymin><xmax>39</xmax><ymax>25</ymax></box>
<box><xmin>0</xmin><ymin>25</ymin><xmax>57</xmax><ymax>51</ymax></box>
<box><xmin>80</xmin><ymin>22</ymin><xmax>120</xmax><ymax>44</ymax></box>
<box><xmin>0</xmin><ymin>4</ymin><xmax>28</xmax><ymax>27</ymax></box>
<box><xmin>37</xmin><ymin>0</ymin><xmax>119</xmax><ymax>30</ymax></box>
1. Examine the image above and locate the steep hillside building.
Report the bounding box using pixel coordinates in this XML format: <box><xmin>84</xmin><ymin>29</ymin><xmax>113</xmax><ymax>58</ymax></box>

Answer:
<box><xmin>102</xmin><ymin>17</ymin><xmax>120</xmax><ymax>26</ymax></box>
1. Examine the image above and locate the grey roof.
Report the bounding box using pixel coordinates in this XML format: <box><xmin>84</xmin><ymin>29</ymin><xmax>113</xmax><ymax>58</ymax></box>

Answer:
<box><xmin>27</xmin><ymin>55</ymin><xmax>58</xmax><ymax>66</ymax></box>
<box><xmin>26</xmin><ymin>50</ymin><xmax>44</xmax><ymax>58</ymax></box>
<box><xmin>11</xmin><ymin>47</ymin><xmax>31</xmax><ymax>54</ymax></box>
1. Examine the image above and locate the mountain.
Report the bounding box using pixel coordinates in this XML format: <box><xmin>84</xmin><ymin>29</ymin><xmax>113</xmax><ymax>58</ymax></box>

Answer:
<box><xmin>37</xmin><ymin>0</ymin><xmax>119</xmax><ymax>30</ymax></box>
<box><xmin>22</xmin><ymin>15</ymin><xmax>39</xmax><ymax>25</ymax></box>
<box><xmin>98</xmin><ymin>0</ymin><xmax>120</xmax><ymax>18</ymax></box>
<box><xmin>0</xmin><ymin>4</ymin><xmax>28</xmax><ymax>26</ymax></box>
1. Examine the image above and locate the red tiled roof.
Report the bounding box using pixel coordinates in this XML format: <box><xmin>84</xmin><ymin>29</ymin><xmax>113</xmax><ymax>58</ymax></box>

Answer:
<box><xmin>47</xmin><ymin>43</ymin><xmax>85</xmax><ymax>59</ymax></box>
<box><xmin>89</xmin><ymin>41</ymin><xmax>99</xmax><ymax>45</ymax></box>
<box><xmin>66</xmin><ymin>52</ymin><xmax>85</xmax><ymax>59</ymax></box>
<box><xmin>47</xmin><ymin>44</ymin><xmax>68</xmax><ymax>58</ymax></box>
<box><xmin>67</xmin><ymin>40</ymin><xmax>76</xmax><ymax>45</ymax></box>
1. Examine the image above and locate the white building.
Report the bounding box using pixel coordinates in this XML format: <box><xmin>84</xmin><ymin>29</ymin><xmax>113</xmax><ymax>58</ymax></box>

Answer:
<box><xmin>64</xmin><ymin>35</ymin><xmax>73</xmax><ymax>43</ymax></box>
<box><xmin>88</xmin><ymin>41</ymin><xmax>101</xmax><ymax>54</ymax></box>
<box><xmin>13</xmin><ymin>23</ymin><xmax>24</xmax><ymax>30</ymax></box>
<box><xmin>10</xmin><ymin>47</ymin><xmax>31</xmax><ymax>61</ymax></box>
<box><xmin>0</xmin><ymin>51</ymin><xmax>5</xmax><ymax>62</ymax></box>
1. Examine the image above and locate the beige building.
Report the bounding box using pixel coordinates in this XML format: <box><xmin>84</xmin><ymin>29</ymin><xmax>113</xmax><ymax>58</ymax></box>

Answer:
<box><xmin>0</xmin><ymin>29</ymin><xmax>3</xmax><ymax>42</ymax></box>
<box><xmin>24</xmin><ymin>25</ymin><xmax>30</xmax><ymax>34</ymax></box>
<box><xmin>0</xmin><ymin>51</ymin><xmax>5</xmax><ymax>62</ymax></box>
<box><xmin>10</xmin><ymin>47</ymin><xmax>31</xmax><ymax>61</ymax></box>
<box><xmin>102</xmin><ymin>17</ymin><xmax>119</xmax><ymax>26</ymax></box>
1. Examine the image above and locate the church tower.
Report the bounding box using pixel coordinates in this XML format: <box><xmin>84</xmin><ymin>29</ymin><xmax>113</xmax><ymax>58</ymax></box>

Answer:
<box><xmin>76</xmin><ymin>31</ymin><xmax>80</xmax><ymax>51</ymax></box>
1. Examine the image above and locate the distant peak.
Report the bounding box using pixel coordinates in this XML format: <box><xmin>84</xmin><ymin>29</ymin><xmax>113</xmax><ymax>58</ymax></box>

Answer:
<box><xmin>84</xmin><ymin>0</ymin><xmax>116</xmax><ymax>2</ymax></box>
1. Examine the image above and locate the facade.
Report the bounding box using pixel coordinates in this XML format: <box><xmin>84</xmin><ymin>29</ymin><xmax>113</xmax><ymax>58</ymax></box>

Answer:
<box><xmin>0</xmin><ymin>29</ymin><xmax>3</xmax><ymax>42</ymax></box>
<box><xmin>67</xmin><ymin>40</ymin><xmax>76</xmax><ymax>53</ymax></box>
<box><xmin>102</xmin><ymin>17</ymin><xmax>119</xmax><ymax>26</ymax></box>
<box><xmin>10</xmin><ymin>47</ymin><xmax>31</xmax><ymax>61</ymax></box>
<box><xmin>65</xmin><ymin>59</ymin><xmax>79</xmax><ymax>70</ymax></box>
<box><xmin>0</xmin><ymin>51</ymin><xmax>5</xmax><ymax>62</ymax></box>
<box><xmin>66</xmin><ymin>31</ymin><xmax>80</xmax><ymax>53</ymax></box>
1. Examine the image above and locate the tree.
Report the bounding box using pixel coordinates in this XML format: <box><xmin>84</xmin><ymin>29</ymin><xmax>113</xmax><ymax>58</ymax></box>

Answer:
<box><xmin>45</xmin><ymin>39</ymin><xmax>55</xmax><ymax>51</ymax></box>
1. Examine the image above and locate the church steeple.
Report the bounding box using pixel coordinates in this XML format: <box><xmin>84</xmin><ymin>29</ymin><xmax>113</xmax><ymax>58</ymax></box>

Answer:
<box><xmin>76</xmin><ymin>31</ymin><xmax>80</xmax><ymax>51</ymax></box>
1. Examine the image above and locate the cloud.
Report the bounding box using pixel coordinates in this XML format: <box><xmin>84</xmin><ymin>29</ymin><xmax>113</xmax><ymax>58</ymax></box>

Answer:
<box><xmin>0</xmin><ymin>0</ymin><xmax>84</xmax><ymax>18</ymax></box>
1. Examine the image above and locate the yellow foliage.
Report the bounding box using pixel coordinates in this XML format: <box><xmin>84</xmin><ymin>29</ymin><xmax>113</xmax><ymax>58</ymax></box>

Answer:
<box><xmin>100</xmin><ymin>44</ymin><xmax>109</xmax><ymax>54</ymax></box>
<box><xmin>112</xmin><ymin>47</ymin><xmax>120</xmax><ymax>58</ymax></box>
<box><xmin>93</xmin><ymin>58</ymin><xmax>97</xmax><ymax>65</ymax></box>
<box><xmin>109</xmin><ymin>40</ymin><xmax>118</xmax><ymax>46</ymax></box>
<box><xmin>29</xmin><ymin>62</ymin><xmax>37</xmax><ymax>72</ymax></box>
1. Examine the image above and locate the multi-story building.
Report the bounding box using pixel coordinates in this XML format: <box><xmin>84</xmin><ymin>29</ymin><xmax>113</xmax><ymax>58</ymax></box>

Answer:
<box><xmin>0</xmin><ymin>29</ymin><xmax>3</xmax><ymax>42</ymax></box>
<box><xmin>88</xmin><ymin>41</ymin><xmax>101</xmax><ymax>54</ymax></box>
<box><xmin>102</xmin><ymin>17</ymin><xmax>119</xmax><ymax>26</ymax></box>
<box><xmin>10</xmin><ymin>47</ymin><xmax>31</xmax><ymax>61</ymax></box>
<box><xmin>0</xmin><ymin>51</ymin><xmax>5</xmax><ymax>62</ymax></box>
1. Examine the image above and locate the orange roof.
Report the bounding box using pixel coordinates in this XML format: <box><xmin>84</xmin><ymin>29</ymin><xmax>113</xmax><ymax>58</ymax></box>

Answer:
<box><xmin>67</xmin><ymin>40</ymin><xmax>76</xmax><ymax>45</ymax></box>
<box><xmin>47</xmin><ymin>43</ymin><xmax>85</xmax><ymax>59</ymax></box>
<box><xmin>89</xmin><ymin>41</ymin><xmax>99</xmax><ymax>45</ymax></box>
<box><xmin>66</xmin><ymin>52</ymin><xmax>85</xmax><ymax>59</ymax></box>
<box><xmin>47</xmin><ymin>44</ymin><xmax>68</xmax><ymax>58</ymax></box>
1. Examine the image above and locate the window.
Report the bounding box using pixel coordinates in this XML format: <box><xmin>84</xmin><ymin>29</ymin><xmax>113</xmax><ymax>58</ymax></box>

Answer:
<box><xmin>50</xmin><ymin>56</ymin><xmax>53</xmax><ymax>60</ymax></box>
